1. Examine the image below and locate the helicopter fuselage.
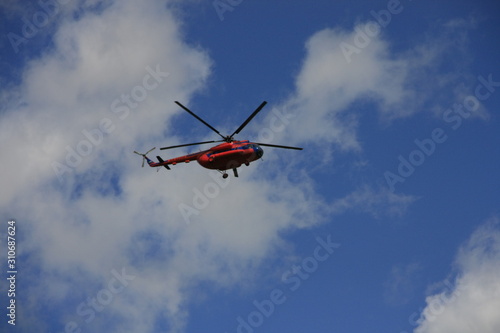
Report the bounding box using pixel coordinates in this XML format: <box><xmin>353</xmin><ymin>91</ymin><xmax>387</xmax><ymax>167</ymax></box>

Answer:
<box><xmin>156</xmin><ymin>140</ymin><xmax>263</xmax><ymax>172</ymax></box>
<box><xmin>196</xmin><ymin>141</ymin><xmax>264</xmax><ymax>170</ymax></box>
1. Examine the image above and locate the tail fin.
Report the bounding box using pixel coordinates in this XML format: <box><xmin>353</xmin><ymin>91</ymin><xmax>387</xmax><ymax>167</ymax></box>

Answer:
<box><xmin>157</xmin><ymin>156</ymin><xmax>171</xmax><ymax>170</ymax></box>
<box><xmin>145</xmin><ymin>156</ymin><xmax>156</xmax><ymax>167</ymax></box>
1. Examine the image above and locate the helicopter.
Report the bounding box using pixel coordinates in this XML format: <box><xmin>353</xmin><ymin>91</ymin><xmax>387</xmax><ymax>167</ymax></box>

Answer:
<box><xmin>134</xmin><ymin>101</ymin><xmax>302</xmax><ymax>178</ymax></box>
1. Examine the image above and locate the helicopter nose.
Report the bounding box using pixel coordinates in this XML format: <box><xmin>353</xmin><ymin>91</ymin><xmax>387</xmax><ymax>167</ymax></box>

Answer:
<box><xmin>254</xmin><ymin>145</ymin><xmax>264</xmax><ymax>158</ymax></box>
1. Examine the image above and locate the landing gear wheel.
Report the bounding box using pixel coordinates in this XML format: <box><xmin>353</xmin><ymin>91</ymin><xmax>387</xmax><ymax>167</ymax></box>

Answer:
<box><xmin>222</xmin><ymin>173</ymin><xmax>228</xmax><ymax>179</ymax></box>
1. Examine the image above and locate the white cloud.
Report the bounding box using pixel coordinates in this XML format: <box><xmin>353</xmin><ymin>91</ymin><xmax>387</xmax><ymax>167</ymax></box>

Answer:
<box><xmin>0</xmin><ymin>0</ymin><xmax>211</xmax><ymax>204</ymax></box>
<box><xmin>273</xmin><ymin>24</ymin><xmax>409</xmax><ymax>151</ymax></box>
<box><xmin>268</xmin><ymin>18</ymin><xmax>479</xmax><ymax>155</ymax></box>
<box><xmin>414</xmin><ymin>217</ymin><xmax>500</xmax><ymax>333</ymax></box>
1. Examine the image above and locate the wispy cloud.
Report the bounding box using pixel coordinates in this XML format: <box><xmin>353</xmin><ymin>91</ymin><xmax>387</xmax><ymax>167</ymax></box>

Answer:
<box><xmin>384</xmin><ymin>262</ymin><xmax>422</xmax><ymax>305</ymax></box>
<box><xmin>269</xmin><ymin>17</ymin><xmax>480</xmax><ymax>156</ymax></box>
<box><xmin>330</xmin><ymin>185</ymin><xmax>417</xmax><ymax>218</ymax></box>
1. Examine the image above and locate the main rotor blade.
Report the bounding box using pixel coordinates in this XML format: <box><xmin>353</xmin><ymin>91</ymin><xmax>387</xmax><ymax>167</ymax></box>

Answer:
<box><xmin>160</xmin><ymin>140</ymin><xmax>222</xmax><ymax>150</ymax></box>
<box><xmin>175</xmin><ymin>101</ymin><xmax>226</xmax><ymax>140</ymax></box>
<box><xmin>230</xmin><ymin>101</ymin><xmax>267</xmax><ymax>139</ymax></box>
<box><xmin>254</xmin><ymin>142</ymin><xmax>303</xmax><ymax>150</ymax></box>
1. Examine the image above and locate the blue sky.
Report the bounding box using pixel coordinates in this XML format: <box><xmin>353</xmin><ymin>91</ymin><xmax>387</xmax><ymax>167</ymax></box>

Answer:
<box><xmin>1</xmin><ymin>0</ymin><xmax>500</xmax><ymax>332</ymax></box>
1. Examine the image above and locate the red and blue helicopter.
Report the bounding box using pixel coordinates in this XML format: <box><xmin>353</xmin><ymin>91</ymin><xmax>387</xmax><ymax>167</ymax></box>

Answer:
<box><xmin>134</xmin><ymin>101</ymin><xmax>302</xmax><ymax>178</ymax></box>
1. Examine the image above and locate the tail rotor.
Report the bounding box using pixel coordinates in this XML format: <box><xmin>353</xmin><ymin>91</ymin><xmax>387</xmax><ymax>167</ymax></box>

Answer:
<box><xmin>133</xmin><ymin>147</ymin><xmax>156</xmax><ymax>167</ymax></box>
